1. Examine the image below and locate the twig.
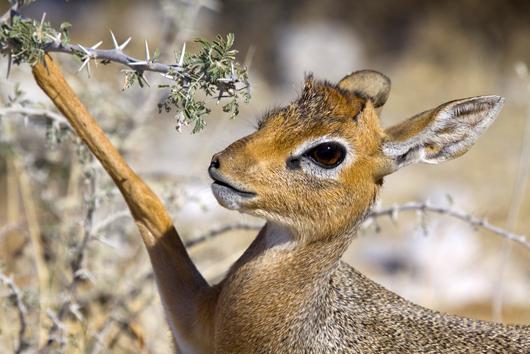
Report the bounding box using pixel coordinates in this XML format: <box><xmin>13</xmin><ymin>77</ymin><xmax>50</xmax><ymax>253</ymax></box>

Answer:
<box><xmin>92</xmin><ymin>210</ymin><xmax>131</xmax><ymax>235</ymax></box>
<box><xmin>105</xmin><ymin>284</ymin><xmax>155</xmax><ymax>352</ymax></box>
<box><xmin>0</xmin><ymin>106</ymin><xmax>70</xmax><ymax>128</ymax></box>
<box><xmin>45</xmin><ymin>309</ymin><xmax>66</xmax><ymax>347</ymax></box>
<box><xmin>0</xmin><ymin>6</ymin><xmax>164</xmax><ymax>74</ymax></box>
<box><xmin>185</xmin><ymin>202</ymin><xmax>530</xmax><ymax>251</ymax></box>
<box><xmin>368</xmin><ymin>202</ymin><xmax>530</xmax><ymax>250</ymax></box>
<box><xmin>186</xmin><ymin>222</ymin><xmax>263</xmax><ymax>247</ymax></box>
<box><xmin>47</xmin><ymin>39</ymin><xmax>175</xmax><ymax>74</ymax></box>
<box><xmin>0</xmin><ymin>5</ymin><xmax>245</xmax><ymax>88</ymax></box>
<box><xmin>0</xmin><ymin>272</ymin><xmax>29</xmax><ymax>354</ymax></box>
<box><xmin>68</xmin><ymin>173</ymin><xmax>96</xmax><ymax>293</ymax></box>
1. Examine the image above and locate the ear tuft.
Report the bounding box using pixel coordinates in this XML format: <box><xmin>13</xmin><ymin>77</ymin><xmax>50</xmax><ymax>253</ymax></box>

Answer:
<box><xmin>303</xmin><ymin>73</ymin><xmax>315</xmax><ymax>90</ymax></box>
<box><xmin>338</xmin><ymin>70</ymin><xmax>391</xmax><ymax>108</ymax></box>
<box><xmin>300</xmin><ymin>72</ymin><xmax>317</xmax><ymax>101</ymax></box>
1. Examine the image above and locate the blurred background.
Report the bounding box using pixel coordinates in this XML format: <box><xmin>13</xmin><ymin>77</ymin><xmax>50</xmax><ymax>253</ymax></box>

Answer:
<box><xmin>0</xmin><ymin>0</ymin><xmax>529</xmax><ymax>352</ymax></box>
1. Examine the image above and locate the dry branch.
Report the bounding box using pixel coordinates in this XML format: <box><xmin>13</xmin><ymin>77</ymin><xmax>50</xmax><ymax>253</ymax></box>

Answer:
<box><xmin>369</xmin><ymin>202</ymin><xmax>530</xmax><ymax>250</ymax></box>
<box><xmin>187</xmin><ymin>202</ymin><xmax>530</xmax><ymax>251</ymax></box>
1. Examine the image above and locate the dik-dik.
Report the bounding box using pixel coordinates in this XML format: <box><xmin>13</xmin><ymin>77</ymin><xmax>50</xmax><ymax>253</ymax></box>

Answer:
<box><xmin>156</xmin><ymin>70</ymin><xmax>530</xmax><ymax>353</ymax></box>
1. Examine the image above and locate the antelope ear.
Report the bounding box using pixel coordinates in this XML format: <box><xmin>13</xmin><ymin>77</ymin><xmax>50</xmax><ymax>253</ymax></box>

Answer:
<box><xmin>381</xmin><ymin>95</ymin><xmax>504</xmax><ymax>174</ymax></box>
<box><xmin>338</xmin><ymin>70</ymin><xmax>391</xmax><ymax>108</ymax></box>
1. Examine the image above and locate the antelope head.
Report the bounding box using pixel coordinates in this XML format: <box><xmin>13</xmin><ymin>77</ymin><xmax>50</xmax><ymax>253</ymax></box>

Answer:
<box><xmin>209</xmin><ymin>70</ymin><xmax>504</xmax><ymax>242</ymax></box>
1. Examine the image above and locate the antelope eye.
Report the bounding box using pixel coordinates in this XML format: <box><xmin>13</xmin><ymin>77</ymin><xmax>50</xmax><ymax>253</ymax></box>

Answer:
<box><xmin>306</xmin><ymin>142</ymin><xmax>346</xmax><ymax>168</ymax></box>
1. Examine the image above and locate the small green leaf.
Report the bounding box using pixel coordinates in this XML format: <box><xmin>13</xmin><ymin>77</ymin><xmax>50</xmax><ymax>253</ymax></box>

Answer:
<box><xmin>153</xmin><ymin>48</ymin><xmax>160</xmax><ymax>61</ymax></box>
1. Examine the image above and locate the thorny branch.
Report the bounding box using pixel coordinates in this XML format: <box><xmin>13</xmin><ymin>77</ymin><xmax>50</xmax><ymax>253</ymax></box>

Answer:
<box><xmin>368</xmin><ymin>202</ymin><xmax>530</xmax><ymax>250</ymax></box>
<box><xmin>0</xmin><ymin>272</ymin><xmax>29</xmax><ymax>354</ymax></box>
<box><xmin>189</xmin><ymin>202</ymin><xmax>530</xmax><ymax>251</ymax></box>
<box><xmin>0</xmin><ymin>3</ymin><xmax>250</xmax><ymax>132</ymax></box>
<box><xmin>53</xmin><ymin>198</ymin><xmax>530</xmax><ymax>253</ymax></box>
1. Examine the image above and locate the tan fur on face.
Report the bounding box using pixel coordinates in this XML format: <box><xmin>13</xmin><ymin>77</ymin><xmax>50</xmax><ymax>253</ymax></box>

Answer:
<box><xmin>214</xmin><ymin>78</ymin><xmax>385</xmax><ymax>242</ymax></box>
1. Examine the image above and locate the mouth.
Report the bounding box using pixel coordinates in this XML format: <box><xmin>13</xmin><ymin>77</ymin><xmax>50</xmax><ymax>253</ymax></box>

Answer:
<box><xmin>209</xmin><ymin>168</ymin><xmax>256</xmax><ymax>209</ymax></box>
<box><xmin>212</xmin><ymin>180</ymin><xmax>256</xmax><ymax>198</ymax></box>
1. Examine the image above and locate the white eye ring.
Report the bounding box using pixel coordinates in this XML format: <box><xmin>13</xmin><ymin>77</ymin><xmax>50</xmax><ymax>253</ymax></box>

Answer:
<box><xmin>303</xmin><ymin>141</ymin><xmax>347</xmax><ymax>169</ymax></box>
<box><xmin>289</xmin><ymin>136</ymin><xmax>355</xmax><ymax>178</ymax></box>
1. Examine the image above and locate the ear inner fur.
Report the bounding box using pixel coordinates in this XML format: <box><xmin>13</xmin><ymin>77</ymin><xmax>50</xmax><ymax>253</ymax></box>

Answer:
<box><xmin>382</xmin><ymin>95</ymin><xmax>504</xmax><ymax>170</ymax></box>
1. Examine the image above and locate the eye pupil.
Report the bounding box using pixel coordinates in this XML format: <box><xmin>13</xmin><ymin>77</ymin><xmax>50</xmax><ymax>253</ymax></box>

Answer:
<box><xmin>308</xmin><ymin>142</ymin><xmax>345</xmax><ymax>168</ymax></box>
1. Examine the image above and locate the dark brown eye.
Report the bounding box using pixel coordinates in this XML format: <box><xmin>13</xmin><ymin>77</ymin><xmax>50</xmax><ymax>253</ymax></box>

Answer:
<box><xmin>306</xmin><ymin>142</ymin><xmax>346</xmax><ymax>168</ymax></box>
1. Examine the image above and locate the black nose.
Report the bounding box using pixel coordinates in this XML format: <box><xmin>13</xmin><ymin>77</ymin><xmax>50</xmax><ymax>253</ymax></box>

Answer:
<box><xmin>209</xmin><ymin>155</ymin><xmax>220</xmax><ymax>169</ymax></box>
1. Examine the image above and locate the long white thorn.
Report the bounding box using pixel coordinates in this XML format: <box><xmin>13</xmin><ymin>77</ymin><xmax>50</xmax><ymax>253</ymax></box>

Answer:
<box><xmin>78</xmin><ymin>58</ymin><xmax>90</xmax><ymax>73</ymax></box>
<box><xmin>119</xmin><ymin>37</ymin><xmax>132</xmax><ymax>51</ymax></box>
<box><xmin>144</xmin><ymin>40</ymin><xmax>150</xmax><ymax>62</ymax></box>
<box><xmin>91</xmin><ymin>41</ymin><xmax>103</xmax><ymax>50</ymax></box>
<box><xmin>178</xmin><ymin>42</ymin><xmax>186</xmax><ymax>66</ymax></box>
<box><xmin>39</xmin><ymin>12</ymin><xmax>46</xmax><ymax>30</ymax></box>
<box><xmin>78</xmin><ymin>44</ymin><xmax>91</xmax><ymax>57</ymax></box>
<box><xmin>110</xmin><ymin>30</ymin><xmax>119</xmax><ymax>50</ymax></box>
<box><xmin>86</xmin><ymin>60</ymin><xmax>92</xmax><ymax>77</ymax></box>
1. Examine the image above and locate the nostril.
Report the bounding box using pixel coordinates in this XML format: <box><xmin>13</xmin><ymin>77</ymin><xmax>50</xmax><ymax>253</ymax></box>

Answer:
<box><xmin>210</xmin><ymin>155</ymin><xmax>220</xmax><ymax>169</ymax></box>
